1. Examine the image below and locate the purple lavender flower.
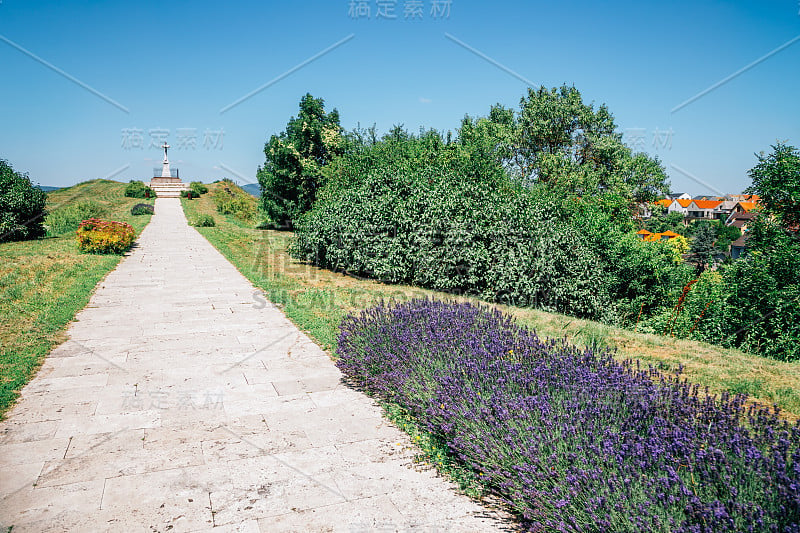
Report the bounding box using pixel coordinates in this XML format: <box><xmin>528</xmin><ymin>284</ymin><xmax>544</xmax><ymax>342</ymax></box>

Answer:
<box><xmin>337</xmin><ymin>299</ymin><xmax>800</xmax><ymax>531</ymax></box>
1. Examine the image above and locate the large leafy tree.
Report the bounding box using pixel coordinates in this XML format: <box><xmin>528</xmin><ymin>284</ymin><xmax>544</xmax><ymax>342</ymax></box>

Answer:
<box><xmin>746</xmin><ymin>142</ymin><xmax>800</xmax><ymax>232</ymax></box>
<box><xmin>0</xmin><ymin>159</ymin><xmax>47</xmax><ymax>243</ymax></box>
<box><xmin>257</xmin><ymin>94</ymin><xmax>344</xmax><ymax>227</ymax></box>
<box><xmin>473</xmin><ymin>85</ymin><xmax>670</xmax><ymax>205</ymax></box>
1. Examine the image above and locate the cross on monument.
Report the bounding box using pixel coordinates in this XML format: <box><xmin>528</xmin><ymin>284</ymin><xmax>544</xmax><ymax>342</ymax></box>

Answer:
<box><xmin>162</xmin><ymin>141</ymin><xmax>170</xmax><ymax>163</ymax></box>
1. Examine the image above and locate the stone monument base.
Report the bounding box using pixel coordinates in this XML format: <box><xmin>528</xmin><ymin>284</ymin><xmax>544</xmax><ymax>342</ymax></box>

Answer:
<box><xmin>148</xmin><ymin>179</ymin><xmax>190</xmax><ymax>198</ymax></box>
<box><xmin>150</xmin><ymin>177</ymin><xmax>183</xmax><ymax>185</ymax></box>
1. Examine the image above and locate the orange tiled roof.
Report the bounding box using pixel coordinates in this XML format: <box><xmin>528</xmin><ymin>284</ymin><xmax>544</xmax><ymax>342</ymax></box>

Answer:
<box><xmin>636</xmin><ymin>229</ymin><xmax>652</xmax><ymax>235</ymax></box>
<box><xmin>654</xmin><ymin>199</ymin><xmax>672</xmax><ymax>208</ymax></box>
<box><xmin>643</xmin><ymin>232</ymin><xmax>678</xmax><ymax>241</ymax></box>
<box><xmin>692</xmin><ymin>200</ymin><xmax>722</xmax><ymax>209</ymax></box>
<box><xmin>675</xmin><ymin>199</ymin><xmax>692</xmax><ymax>208</ymax></box>
<box><xmin>738</xmin><ymin>201</ymin><xmax>759</xmax><ymax>212</ymax></box>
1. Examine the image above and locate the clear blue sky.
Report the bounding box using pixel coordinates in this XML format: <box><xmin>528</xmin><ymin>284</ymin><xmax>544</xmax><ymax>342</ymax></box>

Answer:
<box><xmin>1</xmin><ymin>0</ymin><xmax>798</xmax><ymax>195</ymax></box>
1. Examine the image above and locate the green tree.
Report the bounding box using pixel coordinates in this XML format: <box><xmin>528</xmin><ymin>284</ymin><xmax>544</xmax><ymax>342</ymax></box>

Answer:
<box><xmin>487</xmin><ymin>85</ymin><xmax>670</xmax><ymax>205</ymax></box>
<box><xmin>257</xmin><ymin>93</ymin><xmax>344</xmax><ymax>227</ymax></box>
<box><xmin>0</xmin><ymin>159</ymin><xmax>47</xmax><ymax>243</ymax></box>
<box><xmin>746</xmin><ymin>142</ymin><xmax>800</xmax><ymax>231</ymax></box>
<box><xmin>688</xmin><ymin>222</ymin><xmax>718</xmax><ymax>272</ymax></box>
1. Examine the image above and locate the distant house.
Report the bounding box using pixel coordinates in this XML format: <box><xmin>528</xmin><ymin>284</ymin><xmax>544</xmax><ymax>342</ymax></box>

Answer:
<box><xmin>657</xmin><ymin>230</ymin><xmax>681</xmax><ymax>240</ymax></box>
<box><xmin>713</xmin><ymin>200</ymin><xmax>737</xmax><ymax>221</ymax></box>
<box><xmin>639</xmin><ymin>198</ymin><xmax>672</xmax><ymax>219</ymax></box>
<box><xmin>667</xmin><ymin>198</ymin><xmax>692</xmax><ymax>217</ymax></box>
<box><xmin>730</xmin><ymin>234</ymin><xmax>748</xmax><ymax>259</ymax></box>
<box><xmin>637</xmin><ymin>229</ymin><xmax>680</xmax><ymax>242</ymax></box>
<box><xmin>726</xmin><ymin>211</ymin><xmax>756</xmax><ymax>230</ymax></box>
<box><xmin>727</xmin><ymin>194</ymin><xmax>760</xmax><ymax>203</ymax></box>
<box><xmin>732</xmin><ymin>201</ymin><xmax>760</xmax><ymax>214</ymax></box>
<box><xmin>686</xmin><ymin>200</ymin><xmax>722</xmax><ymax>221</ymax></box>
<box><xmin>654</xmin><ymin>199</ymin><xmax>672</xmax><ymax>210</ymax></box>
<box><xmin>668</xmin><ymin>192</ymin><xmax>692</xmax><ymax>200</ymax></box>
<box><xmin>695</xmin><ymin>195</ymin><xmax>725</xmax><ymax>201</ymax></box>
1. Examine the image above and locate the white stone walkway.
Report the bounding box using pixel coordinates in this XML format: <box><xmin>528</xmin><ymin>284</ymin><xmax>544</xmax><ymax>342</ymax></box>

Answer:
<box><xmin>0</xmin><ymin>198</ymin><xmax>510</xmax><ymax>532</ymax></box>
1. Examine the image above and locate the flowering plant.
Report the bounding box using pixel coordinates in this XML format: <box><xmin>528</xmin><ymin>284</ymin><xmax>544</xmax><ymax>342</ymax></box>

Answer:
<box><xmin>338</xmin><ymin>299</ymin><xmax>800</xmax><ymax>531</ymax></box>
<box><xmin>76</xmin><ymin>218</ymin><xmax>135</xmax><ymax>254</ymax></box>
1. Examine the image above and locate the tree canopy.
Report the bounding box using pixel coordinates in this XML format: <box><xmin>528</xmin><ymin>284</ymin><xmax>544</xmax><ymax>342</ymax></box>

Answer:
<box><xmin>257</xmin><ymin>93</ymin><xmax>344</xmax><ymax>227</ymax></box>
<box><xmin>460</xmin><ymin>85</ymin><xmax>670</xmax><ymax>205</ymax></box>
<box><xmin>746</xmin><ymin>142</ymin><xmax>800</xmax><ymax>232</ymax></box>
<box><xmin>0</xmin><ymin>159</ymin><xmax>47</xmax><ymax>243</ymax></box>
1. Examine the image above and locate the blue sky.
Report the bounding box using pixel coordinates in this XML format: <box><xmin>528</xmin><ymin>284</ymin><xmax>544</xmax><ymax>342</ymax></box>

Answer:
<box><xmin>1</xmin><ymin>0</ymin><xmax>798</xmax><ymax>195</ymax></box>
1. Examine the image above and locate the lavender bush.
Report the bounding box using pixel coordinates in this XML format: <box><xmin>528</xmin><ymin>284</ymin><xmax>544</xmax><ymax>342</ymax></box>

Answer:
<box><xmin>337</xmin><ymin>299</ymin><xmax>800</xmax><ymax>532</ymax></box>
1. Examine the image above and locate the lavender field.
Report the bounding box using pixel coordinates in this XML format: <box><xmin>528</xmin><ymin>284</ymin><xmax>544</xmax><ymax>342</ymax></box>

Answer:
<box><xmin>337</xmin><ymin>299</ymin><xmax>800</xmax><ymax>532</ymax></box>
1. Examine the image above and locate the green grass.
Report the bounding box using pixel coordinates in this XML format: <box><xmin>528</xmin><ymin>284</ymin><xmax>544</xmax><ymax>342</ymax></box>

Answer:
<box><xmin>182</xmin><ymin>185</ymin><xmax>800</xmax><ymax>419</ymax></box>
<box><xmin>0</xmin><ymin>179</ymin><xmax>154</xmax><ymax>419</ymax></box>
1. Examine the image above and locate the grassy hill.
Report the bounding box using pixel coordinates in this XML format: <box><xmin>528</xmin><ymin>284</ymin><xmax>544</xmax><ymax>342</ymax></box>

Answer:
<box><xmin>0</xmin><ymin>179</ymin><xmax>154</xmax><ymax>418</ymax></box>
<box><xmin>182</xmin><ymin>185</ymin><xmax>800</xmax><ymax>419</ymax></box>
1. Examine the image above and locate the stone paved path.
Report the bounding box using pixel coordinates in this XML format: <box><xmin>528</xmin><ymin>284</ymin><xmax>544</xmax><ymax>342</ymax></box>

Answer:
<box><xmin>0</xmin><ymin>199</ymin><xmax>511</xmax><ymax>532</ymax></box>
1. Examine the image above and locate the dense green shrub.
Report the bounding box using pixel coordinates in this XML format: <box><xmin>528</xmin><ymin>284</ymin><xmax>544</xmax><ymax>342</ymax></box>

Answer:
<box><xmin>75</xmin><ymin>218</ymin><xmax>135</xmax><ymax>254</ymax></box>
<box><xmin>130</xmin><ymin>203</ymin><xmax>154</xmax><ymax>216</ymax></box>
<box><xmin>191</xmin><ymin>214</ymin><xmax>216</xmax><ymax>227</ymax></box>
<box><xmin>289</xmin><ymin>86</ymin><xmax>686</xmax><ymax>324</ymax></box>
<box><xmin>292</xmin><ymin>138</ymin><xmax>689</xmax><ymax>323</ymax></box>
<box><xmin>0</xmin><ymin>159</ymin><xmax>47</xmax><ymax>242</ymax></box>
<box><xmin>189</xmin><ymin>181</ymin><xmax>208</xmax><ymax>195</ymax></box>
<box><xmin>124</xmin><ymin>180</ymin><xmax>155</xmax><ymax>199</ymax></box>
<box><xmin>45</xmin><ymin>200</ymin><xmax>105</xmax><ymax>235</ymax></box>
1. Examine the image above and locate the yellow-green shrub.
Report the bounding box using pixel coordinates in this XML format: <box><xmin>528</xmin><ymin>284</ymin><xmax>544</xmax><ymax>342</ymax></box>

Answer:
<box><xmin>76</xmin><ymin>218</ymin><xmax>135</xmax><ymax>254</ymax></box>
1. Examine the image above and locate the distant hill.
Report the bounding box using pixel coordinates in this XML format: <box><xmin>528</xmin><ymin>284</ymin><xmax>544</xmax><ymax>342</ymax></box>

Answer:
<box><xmin>241</xmin><ymin>183</ymin><xmax>261</xmax><ymax>198</ymax></box>
<box><xmin>38</xmin><ymin>185</ymin><xmax>62</xmax><ymax>192</ymax></box>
